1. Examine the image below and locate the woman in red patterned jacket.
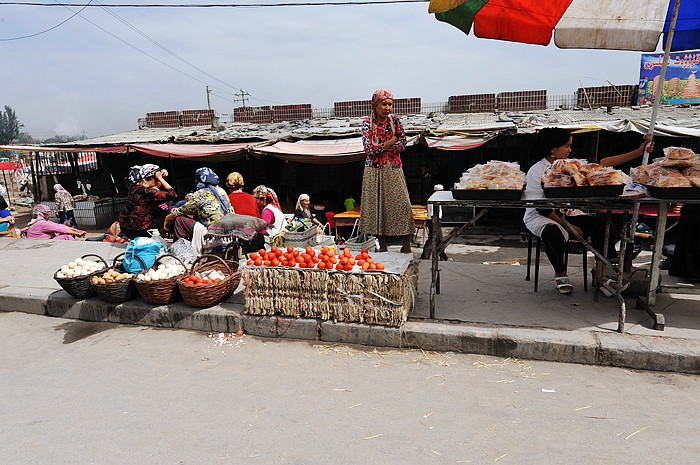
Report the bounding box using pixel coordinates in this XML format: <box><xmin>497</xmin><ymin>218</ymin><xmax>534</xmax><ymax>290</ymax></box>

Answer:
<box><xmin>118</xmin><ymin>164</ymin><xmax>177</xmax><ymax>240</ymax></box>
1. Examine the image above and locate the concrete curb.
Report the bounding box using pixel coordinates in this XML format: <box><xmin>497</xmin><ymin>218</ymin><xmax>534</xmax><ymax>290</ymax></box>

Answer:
<box><xmin>1</xmin><ymin>286</ymin><xmax>699</xmax><ymax>374</ymax></box>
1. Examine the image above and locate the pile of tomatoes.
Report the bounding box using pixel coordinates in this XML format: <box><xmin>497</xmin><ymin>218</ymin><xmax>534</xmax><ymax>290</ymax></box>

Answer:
<box><xmin>246</xmin><ymin>246</ymin><xmax>385</xmax><ymax>272</ymax></box>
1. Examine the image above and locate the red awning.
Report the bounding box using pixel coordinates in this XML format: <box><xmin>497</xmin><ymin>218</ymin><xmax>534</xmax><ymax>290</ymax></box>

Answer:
<box><xmin>127</xmin><ymin>143</ymin><xmax>264</xmax><ymax>162</ymax></box>
<box><xmin>0</xmin><ymin>162</ymin><xmax>16</xmax><ymax>170</ymax></box>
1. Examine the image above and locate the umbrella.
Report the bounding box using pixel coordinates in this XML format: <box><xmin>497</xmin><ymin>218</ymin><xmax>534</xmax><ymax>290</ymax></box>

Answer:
<box><xmin>428</xmin><ymin>0</ymin><xmax>700</xmax><ymax>148</ymax></box>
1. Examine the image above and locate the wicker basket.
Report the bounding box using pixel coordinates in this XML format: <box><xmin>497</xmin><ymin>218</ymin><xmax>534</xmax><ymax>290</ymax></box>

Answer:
<box><xmin>178</xmin><ymin>254</ymin><xmax>241</xmax><ymax>307</ymax></box>
<box><xmin>134</xmin><ymin>254</ymin><xmax>188</xmax><ymax>305</ymax></box>
<box><xmin>53</xmin><ymin>254</ymin><xmax>109</xmax><ymax>299</ymax></box>
<box><xmin>92</xmin><ymin>253</ymin><xmax>144</xmax><ymax>304</ymax></box>
<box><xmin>283</xmin><ymin>226</ymin><xmax>318</xmax><ymax>247</ymax></box>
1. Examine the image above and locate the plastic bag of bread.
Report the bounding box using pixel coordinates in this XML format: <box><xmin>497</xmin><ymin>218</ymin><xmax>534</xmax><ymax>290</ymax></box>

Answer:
<box><xmin>682</xmin><ymin>166</ymin><xmax>700</xmax><ymax>187</ymax></box>
<box><xmin>455</xmin><ymin>160</ymin><xmax>526</xmax><ymax>190</ymax></box>
<box><xmin>647</xmin><ymin>166</ymin><xmax>692</xmax><ymax>187</ymax></box>
<box><xmin>543</xmin><ymin>171</ymin><xmax>573</xmax><ymax>188</ymax></box>
<box><xmin>586</xmin><ymin>166</ymin><xmax>624</xmax><ymax>186</ymax></box>
<box><xmin>664</xmin><ymin>146</ymin><xmax>696</xmax><ymax>160</ymax></box>
<box><xmin>630</xmin><ymin>165</ymin><xmax>653</xmax><ymax>184</ymax></box>
<box><xmin>656</xmin><ymin>156</ymin><xmax>696</xmax><ymax>170</ymax></box>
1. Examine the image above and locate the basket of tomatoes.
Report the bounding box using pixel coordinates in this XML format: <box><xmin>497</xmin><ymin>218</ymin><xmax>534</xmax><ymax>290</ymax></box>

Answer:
<box><xmin>178</xmin><ymin>254</ymin><xmax>240</xmax><ymax>307</ymax></box>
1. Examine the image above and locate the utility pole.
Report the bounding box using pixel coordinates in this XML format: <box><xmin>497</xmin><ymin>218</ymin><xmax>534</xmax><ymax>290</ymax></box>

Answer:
<box><xmin>234</xmin><ymin>89</ymin><xmax>250</xmax><ymax>108</ymax></box>
<box><xmin>206</xmin><ymin>86</ymin><xmax>211</xmax><ymax>110</ymax></box>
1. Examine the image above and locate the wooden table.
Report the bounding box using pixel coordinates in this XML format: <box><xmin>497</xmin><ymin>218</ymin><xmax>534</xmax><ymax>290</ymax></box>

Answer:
<box><xmin>333</xmin><ymin>206</ymin><xmax>428</xmax><ymax>245</ymax></box>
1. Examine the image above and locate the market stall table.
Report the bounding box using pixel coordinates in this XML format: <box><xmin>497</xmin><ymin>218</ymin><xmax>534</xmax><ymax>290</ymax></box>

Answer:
<box><xmin>427</xmin><ymin>189</ymin><xmax>647</xmax><ymax>332</ymax></box>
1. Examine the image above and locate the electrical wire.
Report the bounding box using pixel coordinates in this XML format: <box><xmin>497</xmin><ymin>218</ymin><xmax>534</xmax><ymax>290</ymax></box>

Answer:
<box><xmin>0</xmin><ymin>0</ymin><xmax>93</xmax><ymax>41</ymax></box>
<box><xmin>92</xmin><ymin>0</ymin><xmax>242</xmax><ymax>93</ymax></box>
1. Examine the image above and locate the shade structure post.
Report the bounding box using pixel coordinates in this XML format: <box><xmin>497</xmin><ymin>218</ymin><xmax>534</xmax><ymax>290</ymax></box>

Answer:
<box><xmin>644</xmin><ymin>0</ymin><xmax>682</xmax><ymax>166</ymax></box>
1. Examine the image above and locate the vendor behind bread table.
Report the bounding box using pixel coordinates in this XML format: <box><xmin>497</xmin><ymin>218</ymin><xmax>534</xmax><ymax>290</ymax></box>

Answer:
<box><xmin>359</xmin><ymin>88</ymin><xmax>414</xmax><ymax>254</ymax></box>
<box><xmin>523</xmin><ymin>127</ymin><xmax>654</xmax><ymax>296</ymax></box>
<box><xmin>118</xmin><ymin>164</ymin><xmax>177</xmax><ymax>240</ymax></box>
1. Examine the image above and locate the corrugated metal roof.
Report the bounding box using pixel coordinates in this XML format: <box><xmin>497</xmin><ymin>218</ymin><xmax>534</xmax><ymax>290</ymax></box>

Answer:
<box><xmin>53</xmin><ymin>104</ymin><xmax>700</xmax><ymax>148</ymax></box>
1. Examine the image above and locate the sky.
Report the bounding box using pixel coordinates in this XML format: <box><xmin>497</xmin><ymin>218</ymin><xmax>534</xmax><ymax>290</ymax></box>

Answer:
<box><xmin>1</xmin><ymin>1</ymin><xmax>654</xmax><ymax>141</ymax></box>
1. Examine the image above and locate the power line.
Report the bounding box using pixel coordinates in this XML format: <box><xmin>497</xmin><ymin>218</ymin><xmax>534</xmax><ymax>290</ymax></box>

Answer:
<box><xmin>0</xmin><ymin>0</ymin><xmax>93</xmax><ymax>41</ymax></box>
<box><xmin>92</xmin><ymin>0</ymin><xmax>243</xmax><ymax>93</ymax></box>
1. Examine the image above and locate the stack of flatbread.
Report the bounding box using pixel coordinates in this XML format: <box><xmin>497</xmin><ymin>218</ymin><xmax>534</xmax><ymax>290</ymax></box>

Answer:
<box><xmin>543</xmin><ymin>158</ymin><xmax>623</xmax><ymax>188</ymax></box>
<box><xmin>630</xmin><ymin>146</ymin><xmax>700</xmax><ymax>188</ymax></box>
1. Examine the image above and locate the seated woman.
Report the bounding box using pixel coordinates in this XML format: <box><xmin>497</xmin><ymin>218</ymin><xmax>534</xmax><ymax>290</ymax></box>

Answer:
<box><xmin>25</xmin><ymin>204</ymin><xmax>86</xmax><ymax>240</ymax></box>
<box><xmin>293</xmin><ymin>193</ymin><xmax>321</xmax><ymax>226</ymax></box>
<box><xmin>0</xmin><ymin>194</ymin><xmax>15</xmax><ymax>234</ymax></box>
<box><xmin>252</xmin><ymin>185</ymin><xmax>286</xmax><ymax>240</ymax></box>
<box><xmin>523</xmin><ymin>127</ymin><xmax>653</xmax><ymax>296</ymax></box>
<box><xmin>118</xmin><ymin>164</ymin><xmax>177</xmax><ymax>240</ymax></box>
<box><xmin>226</xmin><ymin>172</ymin><xmax>260</xmax><ymax>217</ymax></box>
<box><xmin>165</xmin><ymin>167</ymin><xmax>234</xmax><ymax>243</ymax></box>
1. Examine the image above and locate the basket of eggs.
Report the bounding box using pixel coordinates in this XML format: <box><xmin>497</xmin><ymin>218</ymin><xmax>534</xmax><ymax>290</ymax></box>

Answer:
<box><xmin>134</xmin><ymin>254</ymin><xmax>189</xmax><ymax>305</ymax></box>
<box><xmin>53</xmin><ymin>254</ymin><xmax>109</xmax><ymax>299</ymax></box>
<box><xmin>90</xmin><ymin>253</ymin><xmax>145</xmax><ymax>304</ymax></box>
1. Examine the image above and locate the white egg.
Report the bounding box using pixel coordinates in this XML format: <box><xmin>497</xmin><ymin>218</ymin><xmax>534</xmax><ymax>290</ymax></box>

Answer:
<box><xmin>61</xmin><ymin>265</ymin><xmax>70</xmax><ymax>273</ymax></box>
<box><xmin>76</xmin><ymin>258</ymin><xmax>84</xmax><ymax>265</ymax></box>
<box><xmin>68</xmin><ymin>262</ymin><xmax>77</xmax><ymax>269</ymax></box>
<box><xmin>56</xmin><ymin>272</ymin><xmax>65</xmax><ymax>279</ymax></box>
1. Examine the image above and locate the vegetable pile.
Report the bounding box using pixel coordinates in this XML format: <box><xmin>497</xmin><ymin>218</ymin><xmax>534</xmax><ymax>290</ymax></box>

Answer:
<box><xmin>181</xmin><ymin>269</ymin><xmax>227</xmax><ymax>285</ymax></box>
<box><xmin>246</xmin><ymin>246</ymin><xmax>385</xmax><ymax>272</ymax></box>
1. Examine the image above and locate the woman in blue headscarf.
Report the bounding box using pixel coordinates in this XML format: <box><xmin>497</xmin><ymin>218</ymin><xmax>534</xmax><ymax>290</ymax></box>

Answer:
<box><xmin>165</xmin><ymin>167</ymin><xmax>234</xmax><ymax>241</ymax></box>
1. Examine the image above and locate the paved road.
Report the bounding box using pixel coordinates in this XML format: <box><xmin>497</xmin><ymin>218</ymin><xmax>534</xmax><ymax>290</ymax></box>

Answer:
<box><xmin>2</xmin><ymin>312</ymin><xmax>698</xmax><ymax>465</ymax></box>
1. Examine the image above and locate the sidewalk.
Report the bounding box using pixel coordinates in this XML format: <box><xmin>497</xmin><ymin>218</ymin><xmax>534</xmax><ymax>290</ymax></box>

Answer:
<box><xmin>1</xmin><ymin>235</ymin><xmax>699</xmax><ymax>374</ymax></box>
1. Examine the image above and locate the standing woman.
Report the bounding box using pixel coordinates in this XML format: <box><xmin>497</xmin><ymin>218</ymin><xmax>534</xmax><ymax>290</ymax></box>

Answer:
<box><xmin>360</xmin><ymin>89</ymin><xmax>414</xmax><ymax>253</ymax></box>
<box><xmin>53</xmin><ymin>184</ymin><xmax>78</xmax><ymax>228</ymax></box>
<box><xmin>118</xmin><ymin>164</ymin><xmax>177</xmax><ymax>240</ymax></box>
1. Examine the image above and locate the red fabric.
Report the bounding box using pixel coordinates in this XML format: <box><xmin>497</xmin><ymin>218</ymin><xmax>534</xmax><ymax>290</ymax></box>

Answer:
<box><xmin>228</xmin><ymin>191</ymin><xmax>260</xmax><ymax>218</ymax></box>
<box><xmin>325</xmin><ymin>211</ymin><xmax>336</xmax><ymax>228</ymax></box>
<box><xmin>474</xmin><ymin>0</ymin><xmax>572</xmax><ymax>45</ymax></box>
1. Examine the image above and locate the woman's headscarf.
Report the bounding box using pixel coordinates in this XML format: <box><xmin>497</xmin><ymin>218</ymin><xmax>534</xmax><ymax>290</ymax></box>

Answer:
<box><xmin>126</xmin><ymin>165</ymin><xmax>142</xmax><ymax>189</ymax></box>
<box><xmin>252</xmin><ymin>185</ymin><xmax>282</xmax><ymax>211</ymax></box>
<box><xmin>54</xmin><ymin>184</ymin><xmax>70</xmax><ymax>195</ymax></box>
<box><xmin>226</xmin><ymin>172</ymin><xmax>245</xmax><ymax>191</ymax></box>
<box><xmin>194</xmin><ymin>167</ymin><xmax>231</xmax><ymax>214</ymax></box>
<box><xmin>295</xmin><ymin>193</ymin><xmax>310</xmax><ymax>212</ymax></box>
<box><xmin>369</xmin><ymin>88</ymin><xmax>396</xmax><ymax>145</ymax></box>
<box><xmin>28</xmin><ymin>203</ymin><xmax>51</xmax><ymax>226</ymax></box>
<box><xmin>195</xmin><ymin>167</ymin><xmax>220</xmax><ymax>188</ymax></box>
<box><xmin>139</xmin><ymin>164</ymin><xmax>160</xmax><ymax>180</ymax></box>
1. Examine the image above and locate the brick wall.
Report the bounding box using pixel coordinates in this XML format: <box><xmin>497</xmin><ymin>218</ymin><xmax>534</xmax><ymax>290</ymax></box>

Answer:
<box><xmin>576</xmin><ymin>85</ymin><xmax>638</xmax><ymax>108</ymax></box>
<box><xmin>497</xmin><ymin>90</ymin><xmax>547</xmax><ymax>111</ymax></box>
<box><xmin>233</xmin><ymin>106</ymin><xmax>272</xmax><ymax>124</ymax></box>
<box><xmin>145</xmin><ymin>111</ymin><xmax>180</xmax><ymax>128</ymax></box>
<box><xmin>182</xmin><ymin>109</ymin><xmax>215</xmax><ymax>127</ymax></box>
<box><xmin>448</xmin><ymin>94</ymin><xmax>496</xmax><ymax>113</ymax></box>
<box><xmin>334</xmin><ymin>97</ymin><xmax>421</xmax><ymax>118</ymax></box>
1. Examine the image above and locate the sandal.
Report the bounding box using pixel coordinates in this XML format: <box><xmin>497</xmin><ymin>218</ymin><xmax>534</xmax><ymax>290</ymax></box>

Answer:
<box><xmin>555</xmin><ymin>276</ymin><xmax>573</xmax><ymax>295</ymax></box>
<box><xmin>598</xmin><ymin>278</ymin><xmax>630</xmax><ymax>298</ymax></box>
